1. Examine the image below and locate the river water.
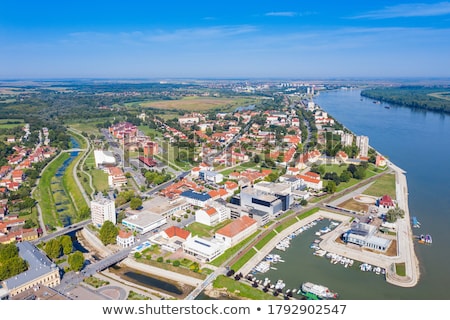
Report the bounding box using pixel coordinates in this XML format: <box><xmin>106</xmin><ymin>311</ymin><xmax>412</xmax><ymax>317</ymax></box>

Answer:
<box><xmin>250</xmin><ymin>88</ymin><xmax>450</xmax><ymax>300</ymax></box>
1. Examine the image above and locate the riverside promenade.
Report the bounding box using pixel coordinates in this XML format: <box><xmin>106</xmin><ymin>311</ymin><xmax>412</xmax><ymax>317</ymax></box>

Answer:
<box><xmin>236</xmin><ymin>161</ymin><xmax>420</xmax><ymax>288</ymax></box>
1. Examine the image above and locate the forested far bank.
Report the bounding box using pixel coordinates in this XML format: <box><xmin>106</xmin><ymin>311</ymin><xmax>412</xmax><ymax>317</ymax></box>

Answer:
<box><xmin>361</xmin><ymin>86</ymin><xmax>450</xmax><ymax>113</ymax></box>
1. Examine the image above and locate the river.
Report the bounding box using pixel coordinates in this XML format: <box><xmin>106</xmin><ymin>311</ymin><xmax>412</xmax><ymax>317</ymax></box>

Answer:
<box><xmin>249</xmin><ymin>88</ymin><xmax>450</xmax><ymax>300</ymax></box>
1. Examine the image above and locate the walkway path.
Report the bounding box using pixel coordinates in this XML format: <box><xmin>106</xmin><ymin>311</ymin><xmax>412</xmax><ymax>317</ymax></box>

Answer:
<box><xmin>67</xmin><ymin>127</ymin><xmax>92</xmax><ymax>206</ymax></box>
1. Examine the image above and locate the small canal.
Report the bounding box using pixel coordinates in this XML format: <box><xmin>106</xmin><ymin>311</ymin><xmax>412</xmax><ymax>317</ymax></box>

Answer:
<box><xmin>52</xmin><ymin>136</ymin><xmax>81</xmax><ymax>227</ymax></box>
<box><xmin>107</xmin><ymin>264</ymin><xmax>192</xmax><ymax>298</ymax></box>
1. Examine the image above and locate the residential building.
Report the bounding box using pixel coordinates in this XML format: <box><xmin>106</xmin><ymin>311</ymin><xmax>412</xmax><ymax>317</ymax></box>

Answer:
<box><xmin>105</xmin><ymin>166</ymin><xmax>128</xmax><ymax>188</ymax></box>
<box><xmin>116</xmin><ymin>229</ymin><xmax>135</xmax><ymax>248</ymax></box>
<box><xmin>90</xmin><ymin>194</ymin><xmax>116</xmax><ymax>227</ymax></box>
<box><xmin>298</xmin><ymin>172</ymin><xmax>323</xmax><ymax>191</ymax></box>
<box><xmin>214</xmin><ymin>216</ymin><xmax>257</xmax><ymax>248</ymax></box>
<box><xmin>356</xmin><ymin>135</ymin><xmax>369</xmax><ymax>158</ymax></box>
<box><xmin>340</xmin><ymin>133</ymin><xmax>354</xmax><ymax>147</ymax></box>
<box><xmin>149</xmin><ymin>226</ymin><xmax>191</xmax><ymax>252</ymax></box>
<box><xmin>180</xmin><ymin>190</ymin><xmax>211</xmax><ymax>208</ymax></box>
<box><xmin>195</xmin><ymin>201</ymin><xmax>230</xmax><ymax>226</ymax></box>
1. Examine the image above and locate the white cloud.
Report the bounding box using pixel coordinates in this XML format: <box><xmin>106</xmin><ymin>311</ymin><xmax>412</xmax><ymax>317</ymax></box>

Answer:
<box><xmin>265</xmin><ymin>11</ymin><xmax>298</xmax><ymax>17</ymax></box>
<box><xmin>350</xmin><ymin>2</ymin><xmax>450</xmax><ymax>19</ymax></box>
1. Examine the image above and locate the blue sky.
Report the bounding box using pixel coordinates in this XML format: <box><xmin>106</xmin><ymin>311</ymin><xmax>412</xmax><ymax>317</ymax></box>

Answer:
<box><xmin>1</xmin><ymin>1</ymin><xmax>450</xmax><ymax>79</ymax></box>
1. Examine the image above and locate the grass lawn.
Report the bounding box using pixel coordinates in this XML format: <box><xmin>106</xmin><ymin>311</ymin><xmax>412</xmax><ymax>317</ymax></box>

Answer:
<box><xmin>84</xmin><ymin>149</ymin><xmax>96</xmax><ymax>169</ymax></box>
<box><xmin>84</xmin><ymin>276</ymin><xmax>110</xmax><ymax>288</ymax></box>
<box><xmin>128</xmin><ymin>291</ymin><xmax>150</xmax><ymax>300</ymax></box>
<box><xmin>79</xmin><ymin>171</ymin><xmax>94</xmax><ymax>197</ymax></box>
<box><xmin>34</xmin><ymin>152</ymin><xmax>70</xmax><ymax>228</ymax></box>
<box><xmin>254</xmin><ymin>231</ymin><xmax>277</xmax><ymax>250</ymax></box>
<box><xmin>91</xmin><ymin>169</ymin><xmax>110</xmax><ymax>192</ymax></box>
<box><xmin>395</xmin><ymin>262</ymin><xmax>406</xmax><ymax>276</ymax></box>
<box><xmin>185</xmin><ymin>220</ymin><xmax>232</xmax><ymax>238</ymax></box>
<box><xmin>213</xmin><ymin>275</ymin><xmax>279</xmax><ymax>300</ymax></box>
<box><xmin>209</xmin><ymin>231</ymin><xmax>260</xmax><ymax>267</ymax></box>
<box><xmin>363</xmin><ymin>173</ymin><xmax>396</xmax><ymax>199</ymax></box>
<box><xmin>231</xmin><ymin>248</ymin><xmax>257</xmax><ymax>271</ymax></box>
<box><xmin>320</xmin><ymin>163</ymin><xmax>348</xmax><ymax>175</ymax></box>
<box><xmin>138</xmin><ymin>125</ymin><xmax>163</xmax><ymax>139</ymax></box>
<box><xmin>62</xmin><ymin>155</ymin><xmax>87</xmax><ymax>216</ymax></box>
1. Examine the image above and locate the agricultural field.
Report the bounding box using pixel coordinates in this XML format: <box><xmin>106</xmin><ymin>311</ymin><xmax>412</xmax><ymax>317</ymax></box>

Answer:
<box><xmin>134</xmin><ymin>96</ymin><xmax>258</xmax><ymax>112</ymax></box>
<box><xmin>0</xmin><ymin>118</ymin><xmax>24</xmax><ymax>129</ymax></box>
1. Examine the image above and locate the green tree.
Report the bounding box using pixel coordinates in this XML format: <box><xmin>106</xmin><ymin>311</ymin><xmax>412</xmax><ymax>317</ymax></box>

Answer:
<box><xmin>44</xmin><ymin>239</ymin><xmax>62</xmax><ymax>259</ymax></box>
<box><xmin>0</xmin><ymin>243</ymin><xmax>19</xmax><ymax>260</ymax></box>
<box><xmin>68</xmin><ymin>251</ymin><xmax>85</xmax><ymax>271</ymax></box>
<box><xmin>78</xmin><ymin>206</ymin><xmax>90</xmax><ymax>220</ymax></box>
<box><xmin>99</xmin><ymin>221</ymin><xmax>118</xmax><ymax>245</ymax></box>
<box><xmin>60</xmin><ymin>235</ymin><xmax>73</xmax><ymax>255</ymax></box>
<box><xmin>386</xmin><ymin>206</ymin><xmax>405</xmax><ymax>223</ymax></box>
<box><xmin>340</xmin><ymin>170</ymin><xmax>352</xmax><ymax>183</ymax></box>
<box><xmin>129</xmin><ymin>197</ymin><xmax>143</xmax><ymax>210</ymax></box>
<box><xmin>325</xmin><ymin>180</ymin><xmax>337</xmax><ymax>194</ymax></box>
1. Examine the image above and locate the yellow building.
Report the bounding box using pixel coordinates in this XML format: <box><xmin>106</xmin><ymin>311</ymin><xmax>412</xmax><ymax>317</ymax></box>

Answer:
<box><xmin>2</xmin><ymin>242</ymin><xmax>60</xmax><ymax>298</ymax></box>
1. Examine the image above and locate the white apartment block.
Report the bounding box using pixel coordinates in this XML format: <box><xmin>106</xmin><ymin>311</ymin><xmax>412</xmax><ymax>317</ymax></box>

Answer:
<box><xmin>91</xmin><ymin>195</ymin><xmax>116</xmax><ymax>227</ymax></box>
<box><xmin>356</xmin><ymin>135</ymin><xmax>369</xmax><ymax>158</ymax></box>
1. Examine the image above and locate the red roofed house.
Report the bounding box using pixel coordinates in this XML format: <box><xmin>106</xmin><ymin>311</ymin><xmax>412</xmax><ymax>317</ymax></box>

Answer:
<box><xmin>195</xmin><ymin>203</ymin><xmax>230</xmax><ymax>226</ymax></box>
<box><xmin>105</xmin><ymin>166</ymin><xmax>128</xmax><ymax>188</ymax></box>
<box><xmin>336</xmin><ymin>151</ymin><xmax>348</xmax><ymax>163</ymax></box>
<box><xmin>163</xmin><ymin>226</ymin><xmax>191</xmax><ymax>241</ymax></box>
<box><xmin>376</xmin><ymin>155</ymin><xmax>387</xmax><ymax>167</ymax></box>
<box><xmin>116</xmin><ymin>229</ymin><xmax>135</xmax><ymax>248</ymax></box>
<box><xmin>286</xmin><ymin>167</ymin><xmax>300</xmax><ymax>175</ymax></box>
<box><xmin>215</xmin><ymin>216</ymin><xmax>258</xmax><ymax>248</ymax></box>
<box><xmin>224</xmin><ymin>181</ymin><xmax>239</xmax><ymax>193</ymax></box>
<box><xmin>298</xmin><ymin>171</ymin><xmax>323</xmax><ymax>191</ymax></box>
<box><xmin>379</xmin><ymin>195</ymin><xmax>395</xmax><ymax>209</ymax></box>
<box><xmin>11</xmin><ymin>169</ymin><xmax>25</xmax><ymax>183</ymax></box>
<box><xmin>207</xmin><ymin>188</ymin><xmax>228</xmax><ymax>200</ymax></box>
<box><xmin>150</xmin><ymin>226</ymin><xmax>192</xmax><ymax>252</ymax></box>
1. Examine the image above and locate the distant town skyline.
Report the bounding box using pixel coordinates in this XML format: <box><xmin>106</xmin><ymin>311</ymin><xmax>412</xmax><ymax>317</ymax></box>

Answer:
<box><xmin>2</xmin><ymin>1</ymin><xmax>450</xmax><ymax>79</ymax></box>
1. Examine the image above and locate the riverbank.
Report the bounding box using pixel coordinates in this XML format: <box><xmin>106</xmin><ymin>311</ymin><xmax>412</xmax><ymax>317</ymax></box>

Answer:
<box><xmin>236</xmin><ymin>162</ymin><xmax>419</xmax><ymax>289</ymax></box>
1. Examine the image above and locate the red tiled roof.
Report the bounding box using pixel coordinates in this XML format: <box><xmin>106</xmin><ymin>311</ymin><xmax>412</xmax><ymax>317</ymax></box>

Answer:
<box><xmin>164</xmin><ymin>226</ymin><xmax>190</xmax><ymax>240</ymax></box>
<box><xmin>118</xmin><ymin>229</ymin><xmax>133</xmax><ymax>239</ymax></box>
<box><xmin>216</xmin><ymin>216</ymin><xmax>256</xmax><ymax>238</ymax></box>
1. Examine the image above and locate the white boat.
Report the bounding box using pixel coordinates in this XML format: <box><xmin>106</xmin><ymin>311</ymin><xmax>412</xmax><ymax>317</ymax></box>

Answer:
<box><xmin>320</xmin><ymin>226</ymin><xmax>331</xmax><ymax>234</ymax></box>
<box><xmin>275</xmin><ymin>280</ymin><xmax>286</xmax><ymax>291</ymax></box>
<box><xmin>298</xmin><ymin>282</ymin><xmax>338</xmax><ymax>299</ymax></box>
<box><xmin>313</xmin><ymin>249</ymin><xmax>327</xmax><ymax>257</ymax></box>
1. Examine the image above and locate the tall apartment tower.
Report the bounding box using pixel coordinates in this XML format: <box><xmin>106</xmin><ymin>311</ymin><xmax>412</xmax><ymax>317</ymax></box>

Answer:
<box><xmin>341</xmin><ymin>133</ymin><xmax>354</xmax><ymax>147</ymax></box>
<box><xmin>356</xmin><ymin>135</ymin><xmax>369</xmax><ymax>158</ymax></box>
<box><xmin>91</xmin><ymin>194</ymin><xmax>116</xmax><ymax>227</ymax></box>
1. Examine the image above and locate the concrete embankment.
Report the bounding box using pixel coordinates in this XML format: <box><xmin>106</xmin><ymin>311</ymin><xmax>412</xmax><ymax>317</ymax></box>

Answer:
<box><xmin>237</xmin><ymin>165</ymin><xmax>420</xmax><ymax>288</ymax></box>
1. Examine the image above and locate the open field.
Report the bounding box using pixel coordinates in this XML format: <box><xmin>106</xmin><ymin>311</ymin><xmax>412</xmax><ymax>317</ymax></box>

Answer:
<box><xmin>135</xmin><ymin>96</ymin><xmax>258</xmax><ymax>112</ymax></box>
<box><xmin>0</xmin><ymin>118</ymin><xmax>24</xmax><ymax>129</ymax></box>
<box><xmin>138</xmin><ymin>125</ymin><xmax>163</xmax><ymax>138</ymax></box>
<box><xmin>338</xmin><ymin>198</ymin><xmax>370</xmax><ymax>212</ymax></box>
<box><xmin>363</xmin><ymin>173</ymin><xmax>396</xmax><ymax>199</ymax></box>
<box><xmin>428</xmin><ymin>92</ymin><xmax>450</xmax><ymax>101</ymax></box>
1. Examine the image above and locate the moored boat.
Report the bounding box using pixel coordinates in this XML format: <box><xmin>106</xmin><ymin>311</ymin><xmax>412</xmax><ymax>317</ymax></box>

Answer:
<box><xmin>298</xmin><ymin>282</ymin><xmax>338</xmax><ymax>299</ymax></box>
